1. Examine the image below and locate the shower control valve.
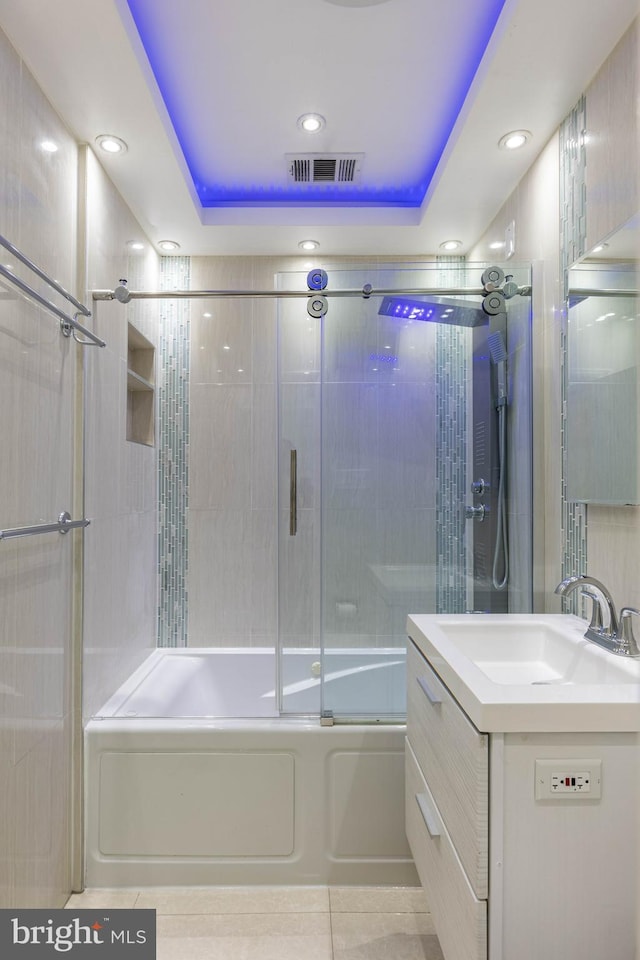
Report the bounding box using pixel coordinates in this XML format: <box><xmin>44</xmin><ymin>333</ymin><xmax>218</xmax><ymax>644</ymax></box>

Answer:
<box><xmin>471</xmin><ymin>478</ymin><xmax>489</xmax><ymax>497</ymax></box>
<box><xmin>465</xmin><ymin>504</ymin><xmax>487</xmax><ymax>522</ymax></box>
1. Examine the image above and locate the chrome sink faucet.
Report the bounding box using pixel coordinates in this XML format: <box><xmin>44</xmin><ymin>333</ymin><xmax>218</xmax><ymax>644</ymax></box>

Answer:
<box><xmin>554</xmin><ymin>575</ymin><xmax>640</xmax><ymax>657</ymax></box>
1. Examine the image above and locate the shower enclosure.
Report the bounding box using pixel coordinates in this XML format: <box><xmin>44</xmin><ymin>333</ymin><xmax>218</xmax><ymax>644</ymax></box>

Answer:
<box><xmin>84</xmin><ymin>257</ymin><xmax>533</xmax><ymax>887</ymax></box>
<box><xmin>87</xmin><ymin>256</ymin><xmax>533</xmax><ymax>725</ymax></box>
<box><xmin>277</xmin><ymin>261</ymin><xmax>533</xmax><ymax>721</ymax></box>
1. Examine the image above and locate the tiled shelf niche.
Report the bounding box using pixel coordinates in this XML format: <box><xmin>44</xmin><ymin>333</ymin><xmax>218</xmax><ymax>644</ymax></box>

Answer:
<box><xmin>127</xmin><ymin>323</ymin><xmax>155</xmax><ymax>446</ymax></box>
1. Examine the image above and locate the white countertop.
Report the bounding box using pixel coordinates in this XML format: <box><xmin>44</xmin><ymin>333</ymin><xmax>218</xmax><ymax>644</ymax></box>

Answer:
<box><xmin>407</xmin><ymin>613</ymin><xmax>640</xmax><ymax>733</ymax></box>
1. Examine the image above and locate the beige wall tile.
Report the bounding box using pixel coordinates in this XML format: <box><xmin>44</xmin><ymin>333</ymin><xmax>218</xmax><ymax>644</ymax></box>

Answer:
<box><xmin>82</xmin><ymin>150</ymin><xmax>159</xmax><ymax>720</ymax></box>
<box><xmin>0</xmin><ymin>23</ymin><xmax>79</xmax><ymax>907</ymax></box>
<box><xmin>586</xmin><ymin>22</ymin><xmax>639</xmax><ymax>250</ymax></box>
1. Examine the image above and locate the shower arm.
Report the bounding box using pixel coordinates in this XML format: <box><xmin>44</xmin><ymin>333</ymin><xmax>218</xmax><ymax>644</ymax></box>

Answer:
<box><xmin>92</xmin><ymin>284</ymin><xmax>533</xmax><ymax>304</ymax></box>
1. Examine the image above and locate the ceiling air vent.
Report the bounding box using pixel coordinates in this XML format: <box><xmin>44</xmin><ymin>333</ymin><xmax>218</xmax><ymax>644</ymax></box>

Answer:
<box><xmin>286</xmin><ymin>153</ymin><xmax>364</xmax><ymax>185</ymax></box>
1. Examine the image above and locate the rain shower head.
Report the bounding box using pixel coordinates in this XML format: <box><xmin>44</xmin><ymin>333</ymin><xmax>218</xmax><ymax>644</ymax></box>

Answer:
<box><xmin>378</xmin><ymin>295</ymin><xmax>487</xmax><ymax>327</ymax></box>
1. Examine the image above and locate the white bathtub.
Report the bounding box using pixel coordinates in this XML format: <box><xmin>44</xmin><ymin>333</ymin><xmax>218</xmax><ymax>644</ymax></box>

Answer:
<box><xmin>85</xmin><ymin>647</ymin><xmax>416</xmax><ymax>887</ymax></box>
<box><xmin>92</xmin><ymin>646</ymin><xmax>407</xmax><ymax>718</ymax></box>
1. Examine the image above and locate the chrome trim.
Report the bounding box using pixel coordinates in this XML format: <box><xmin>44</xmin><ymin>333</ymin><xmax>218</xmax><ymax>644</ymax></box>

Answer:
<box><xmin>93</xmin><ymin>284</ymin><xmax>533</xmax><ymax>302</ymax></box>
<box><xmin>0</xmin><ymin>512</ymin><xmax>90</xmax><ymax>541</ymax></box>
<box><xmin>416</xmin><ymin>675</ymin><xmax>442</xmax><ymax>706</ymax></box>
<box><xmin>289</xmin><ymin>449</ymin><xmax>297</xmax><ymax>537</ymax></box>
<box><xmin>0</xmin><ymin>233</ymin><xmax>90</xmax><ymax>316</ymax></box>
<box><xmin>415</xmin><ymin>793</ymin><xmax>441</xmax><ymax>838</ymax></box>
<box><xmin>0</xmin><ymin>262</ymin><xmax>105</xmax><ymax>348</ymax></box>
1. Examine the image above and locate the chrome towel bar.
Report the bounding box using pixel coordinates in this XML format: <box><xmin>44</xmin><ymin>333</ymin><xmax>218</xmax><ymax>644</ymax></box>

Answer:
<box><xmin>0</xmin><ymin>512</ymin><xmax>90</xmax><ymax>542</ymax></box>
<box><xmin>0</xmin><ymin>233</ymin><xmax>105</xmax><ymax>348</ymax></box>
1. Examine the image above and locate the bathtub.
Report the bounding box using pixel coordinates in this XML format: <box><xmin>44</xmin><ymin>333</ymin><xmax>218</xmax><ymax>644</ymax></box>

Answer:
<box><xmin>85</xmin><ymin>647</ymin><xmax>416</xmax><ymax>887</ymax></box>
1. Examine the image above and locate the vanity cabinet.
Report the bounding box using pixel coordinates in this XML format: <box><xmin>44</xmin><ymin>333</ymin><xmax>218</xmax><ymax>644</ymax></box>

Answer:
<box><xmin>406</xmin><ymin>633</ymin><xmax>638</xmax><ymax>960</ymax></box>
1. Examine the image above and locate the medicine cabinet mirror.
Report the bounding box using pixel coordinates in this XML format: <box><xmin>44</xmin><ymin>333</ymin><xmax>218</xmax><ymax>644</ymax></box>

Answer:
<box><xmin>566</xmin><ymin>213</ymin><xmax>639</xmax><ymax>504</ymax></box>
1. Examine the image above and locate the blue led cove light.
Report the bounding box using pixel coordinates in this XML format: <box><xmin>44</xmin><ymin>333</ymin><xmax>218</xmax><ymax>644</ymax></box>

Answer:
<box><xmin>124</xmin><ymin>0</ymin><xmax>508</xmax><ymax>208</ymax></box>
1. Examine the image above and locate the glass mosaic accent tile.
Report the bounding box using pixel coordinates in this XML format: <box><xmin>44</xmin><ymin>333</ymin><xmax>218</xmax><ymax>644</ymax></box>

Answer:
<box><xmin>435</xmin><ymin>257</ymin><xmax>469</xmax><ymax>613</ymax></box>
<box><xmin>157</xmin><ymin>256</ymin><xmax>191</xmax><ymax>646</ymax></box>
<box><xmin>559</xmin><ymin>97</ymin><xmax>588</xmax><ymax>607</ymax></box>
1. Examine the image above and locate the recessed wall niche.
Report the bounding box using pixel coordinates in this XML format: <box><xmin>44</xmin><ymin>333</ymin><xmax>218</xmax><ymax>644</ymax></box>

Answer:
<box><xmin>126</xmin><ymin>322</ymin><xmax>155</xmax><ymax>446</ymax></box>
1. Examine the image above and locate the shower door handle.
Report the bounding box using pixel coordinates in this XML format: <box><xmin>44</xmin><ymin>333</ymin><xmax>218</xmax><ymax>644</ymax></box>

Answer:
<box><xmin>289</xmin><ymin>449</ymin><xmax>297</xmax><ymax>536</ymax></box>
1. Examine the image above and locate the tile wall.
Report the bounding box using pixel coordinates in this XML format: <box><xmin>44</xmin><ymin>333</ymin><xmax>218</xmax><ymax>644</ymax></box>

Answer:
<box><xmin>187</xmin><ymin>256</ymin><xmax>280</xmax><ymax>649</ymax></box>
<box><xmin>82</xmin><ymin>149</ymin><xmax>160</xmax><ymax>719</ymax></box>
<box><xmin>0</xmin><ymin>25</ymin><xmax>77</xmax><ymax>907</ymax></box>
<box><xmin>0</xmin><ymin>16</ymin><xmax>161</xmax><ymax>894</ymax></box>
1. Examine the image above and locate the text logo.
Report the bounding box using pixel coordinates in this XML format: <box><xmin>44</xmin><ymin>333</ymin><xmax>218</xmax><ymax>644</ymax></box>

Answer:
<box><xmin>0</xmin><ymin>909</ymin><xmax>156</xmax><ymax>958</ymax></box>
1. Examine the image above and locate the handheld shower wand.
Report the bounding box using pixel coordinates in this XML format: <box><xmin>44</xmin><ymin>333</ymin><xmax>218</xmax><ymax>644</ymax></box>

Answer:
<box><xmin>487</xmin><ymin>330</ymin><xmax>507</xmax><ymax>406</ymax></box>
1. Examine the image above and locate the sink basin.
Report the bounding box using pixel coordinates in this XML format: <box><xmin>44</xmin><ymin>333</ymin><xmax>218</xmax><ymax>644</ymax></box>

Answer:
<box><xmin>407</xmin><ymin>613</ymin><xmax>640</xmax><ymax>732</ymax></box>
<box><xmin>435</xmin><ymin>620</ymin><xmax>640</xmax><ymax>685</ymax></box>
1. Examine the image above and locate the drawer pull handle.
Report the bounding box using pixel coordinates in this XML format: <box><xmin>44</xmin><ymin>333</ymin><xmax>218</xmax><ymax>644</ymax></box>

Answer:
<box><xmin>416</xmin><ymin>792</ymin><xmax>441</xmax><ymax>838</ymax></box>
<box><xmin>416</xmin><ymin>675</ymin><xmax>442</xmax><ymax>705</ymax></box>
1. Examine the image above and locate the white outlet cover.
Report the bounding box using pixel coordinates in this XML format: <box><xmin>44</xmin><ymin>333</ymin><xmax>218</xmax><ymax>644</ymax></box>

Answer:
<box><xmin>535</xmin><ymin>758</ymin><xmax>602</xmax><ymax>801</ymax></box>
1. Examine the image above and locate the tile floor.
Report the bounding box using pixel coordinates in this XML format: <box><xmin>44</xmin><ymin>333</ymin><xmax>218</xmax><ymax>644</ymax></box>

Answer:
<box><xmin>66</xmin><ymin>886</ymin><xmax>445</xmax><ymax>959</ymax></box>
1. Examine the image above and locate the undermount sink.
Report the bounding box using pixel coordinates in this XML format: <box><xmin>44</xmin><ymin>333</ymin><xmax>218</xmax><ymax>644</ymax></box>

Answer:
<box><xmin>407</xmin><ymin>613</ymin><xmax>640</xmax><ymax>732</ymax></box>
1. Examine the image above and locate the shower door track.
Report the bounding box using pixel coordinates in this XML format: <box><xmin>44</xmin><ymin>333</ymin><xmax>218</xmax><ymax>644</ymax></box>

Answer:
<box><xmin>93</xmin><ymin>284</ymin><xmax>532</xmax><ymax>303</ymax></box>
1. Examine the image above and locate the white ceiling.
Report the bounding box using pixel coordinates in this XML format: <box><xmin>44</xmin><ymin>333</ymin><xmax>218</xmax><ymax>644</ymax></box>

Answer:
<box><xmin>0</xmin><ymin>0</ymin><xmax>637</xmax><ymax>257</ymax></box>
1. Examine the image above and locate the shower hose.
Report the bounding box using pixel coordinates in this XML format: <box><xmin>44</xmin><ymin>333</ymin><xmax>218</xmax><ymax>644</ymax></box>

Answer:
<box><xmin>492</xmin><ymin>401</ymin><xmax>509</xmax><ymax>590</ymax></box>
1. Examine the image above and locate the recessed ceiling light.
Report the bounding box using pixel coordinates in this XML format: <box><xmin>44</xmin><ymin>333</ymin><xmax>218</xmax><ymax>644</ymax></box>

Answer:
<box><xmin>489</xmin><ymin>240</ymin><xmax>506</xmax><ymax>250</ymax></box>
<box><xmin>40</xmin><ymin>140</ymin><xmax>59</xmax><ymax>153</ymax></box>
<box><xmin>158</xmin><ymin>240</ymin><xmax>181</xmax><ymax>251</ymax></box>
<box><xmin>498</xmin><ymin>130</ymin><xmax>531</xmax><ymax>150</ymax></box>
<box><xmin>299</xmin><ymin>239</ymin><xmax>320</xmax><ymax>251</ymax></box>
<box><xmin>590</xmin><ymin>242</ymin><xmax>609</xmax><ymax>254</ymax></box>
<box><xmin>297</xmin><ymin>114</ymin><xmax>325</xmax><ymax>134</ymax></box>
<box><xmin>439</xmin><ymin>240</ymin><xmax>462</xmax><ymax>251</ymax></box>
<box><xmin>95</xmin><ymin>134</ymin><xmax>128</xmax><ymax>154</ymax></box>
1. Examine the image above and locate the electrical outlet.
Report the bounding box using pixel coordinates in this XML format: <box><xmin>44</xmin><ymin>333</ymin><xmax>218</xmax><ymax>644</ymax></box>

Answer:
<box><xmin>534</xmin><ymin>759</ymin><xmax>602</xmax><ymax>801</ymax></box>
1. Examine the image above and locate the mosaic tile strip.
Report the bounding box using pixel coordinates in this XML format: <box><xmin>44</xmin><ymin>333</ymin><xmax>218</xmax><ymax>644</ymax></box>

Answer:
<box><xmin>157</xmin><ymin>256</ymin><xmax>190</xmax><ymax>646</ymax></box>
<box><xmin>559</xmin><ymin>97</ymin><xmax>588</xmax><ymax>609</ymax></box>
<box><xmin>435</xmin><ymin>256</ymin><xmax>469</xmax><ymax>613</ymax></box>
<box><xmin>559</xmin><ymin>95</ymin><xmax>587</xmax><ymax>278</ymax></box>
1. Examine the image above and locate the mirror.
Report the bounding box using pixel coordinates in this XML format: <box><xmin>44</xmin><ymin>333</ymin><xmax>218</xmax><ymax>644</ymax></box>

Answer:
<box><xmin>566</xmin><ymin>213</ymin><xmax>639</xmax><ymax>504</ymax></box>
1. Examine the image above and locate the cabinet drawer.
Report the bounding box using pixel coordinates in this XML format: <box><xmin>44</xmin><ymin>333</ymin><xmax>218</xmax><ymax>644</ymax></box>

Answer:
<box><xmin>407</xmin><ymin>640</ymin><xmax>488</xmax><ymax>897</ymax></box>
<box><xmin>406</xmin><ymin>738</ymin><xmax>487</xmax><ymax>960</ymax></box>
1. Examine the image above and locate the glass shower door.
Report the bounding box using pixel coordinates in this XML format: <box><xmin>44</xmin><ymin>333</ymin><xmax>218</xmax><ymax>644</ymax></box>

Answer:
<box><xmin>277</xmin><ymin>261</ymin><xmax>533</xmax><ymax>720</ymax></box>
<box><xmin>318</xmin><ymin>265</ymin><xmax>441</xmax><ymax>720</ymax></box>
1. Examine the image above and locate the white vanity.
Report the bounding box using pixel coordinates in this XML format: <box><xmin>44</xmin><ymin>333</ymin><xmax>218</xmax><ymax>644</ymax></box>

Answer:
<box><xmin>406</xmin><ymin>613</ymin><xmax>639</xmax><ymax>960</ymax></box>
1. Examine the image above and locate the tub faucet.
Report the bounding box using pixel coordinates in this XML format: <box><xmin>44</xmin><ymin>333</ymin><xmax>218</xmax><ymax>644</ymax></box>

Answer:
<box><xmin>554</xmin><ymin>575</ymin><xmax>640</xmax><ymax>657</ymax></box>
